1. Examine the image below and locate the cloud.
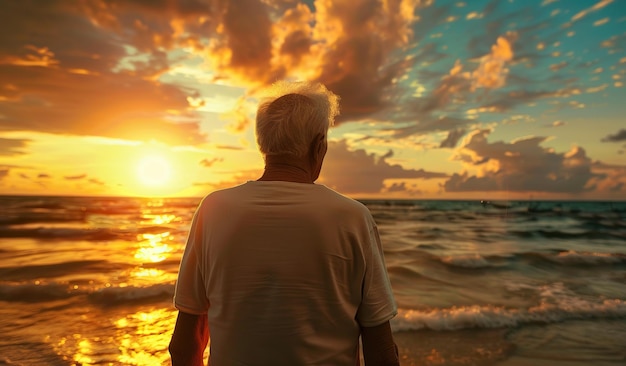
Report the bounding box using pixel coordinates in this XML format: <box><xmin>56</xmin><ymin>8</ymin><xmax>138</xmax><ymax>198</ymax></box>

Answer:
<box><xmin>0</xmin><ymin>169</ymin><xmax>8</xmax><ymax>180</ymax></box>
<box><xmin>0</xmin><ymin>137</ymin><xmax>30</xmax><ymax>156</ymax></box>
<box><xmin>601</xmin><ymin>129</ymin><xmax>626</xmax><ymax>142</ymax></box>
<box><xmin>545</xmin><ymin>120</ymin><xmax>566</xmax><ymax>127</ymax></box>
<box><xmin>392</xmin><ymin>0</ymin><xmax>624</xmax><ymax>139</ymax></box>
<box><xmin>64</xmin><ymin>174</ymin><xmax>87</xmax><ymax>181</ymax></box>
<box><xmin>466</xmin><ymin>12</ymin><xmax>484</xmax><ymax>20</ymax></box>
<box><xmin>0</xmin><ymin>66</ymin><xmax>206</xmax><ymax>144</ymax></box>
<box><xmin>226</xmin><ymin>0</ymin><xmax>431</xmax><ymax>123</ymax></box>
<box><xmin>471</xmin><ymin>32</ymin><xmax>517</xmax><ymax>90</ymax></box>
<box><xmin>391</xmin><ymin>24</ymin><xmax>540</xmax><ymax>136</ymax></box>
<box><xmin>193</xmin><ymin>0</ymin><xmax>426</xmax><ymax>124</ymax></box>
<box><xmin>600</xmin><ymin>32</ymin><xmax>626</xmax><ymax>54</ymax></box>
<box><xmin>443</xmin><ymin>129</ymin><xmax>603</xmax><ymax>193</ymax></box>
<box><xmin>590</xmin><ymin>161</ymin><xmax>626</xmax><ymax>194</ymax></box>
<box><xmin>382</xmin><ymin>181</ymin><xmax>423</xmax><ymax>195</ymax></box>
<box><xmin>275</xmin><ymin>5</ymin><xmax>314</xmax><ymax>71</ymax></box>
<box><xmin>586</xmin><ymin>84</ymin><xmax>609</xmax><ymax>93</ymax></box>
<box><xmin>412</xmin><ymin>59</ymin><xmax>473</xmax><ymax>114</ymax></box>
<box><xmin>0</xmin><ymin>2</ymin><xmax>121</xmax><ymax>73</ymax></box>
<box><xmin>15</xmin><ymin>170</ymin><xmax>47</xmax><ymax>187</ymax></box>
<box><xmin>224</xmin><ymin>97</ymin><xmax>253</xmax><ymax>134</ymax></box>
<box><xmin>392</xmin><ymin>114</ymin><xmax>473</xmax><ymax>139</ymax></box>
<box><xmin>60</xmin><ymin>174</ymin><xmax>105</xmax><ymax>186</ymax></box>
<box><xmin>541</xmin><ymin>0</ymin><xmax>559</xmax><ymax>6</ymax></box>
<box><xmin>481</xmin><ymin>89</ymin><xmax>564</xmax><ymax>112</ymax></box>
<box><xmin>200</xmin><ymin>157</ymin><xmax>223</xmax><ymax>167</ymax></box>
<box><xmin>593</xmin><ymin>17</ymin><xmax>610</xmax><ymax>26</ymax></box>
<box><xmin>215</xmin><ymin>144</ymin><xmax>244</xmax><ymax>150</ymax></box>
<box><xmin>396</xmin><ymin>30</ymin><xmax>520</xmax><ymax>137</ymax></box>
<box><xmin>0</xmin><ymin>1</ymin><xmax>206</xmax><ymax>145</ymax></box>
<box><xmin>439</xmin><ymin>128</ymin><xmax>467</xmax><ymax>148</ymax></box>
<box><xmin>207</xmin><ymin>0</ymin><xmax>275</xmax><ymax>83</ymax></box>
<box><xmin>570</xmin><ymin>0</ymin><xmax>613</xmax><ymax>23</ymax></box>
<box><xmin>319</xmin><ymin>139</ymin><xmax>447</xmax><ymax>194</ymax></box>
<box><xmin>308</xmin><ymin>0</ymin><xmax>423</xmax><ymax>122</ymax></box>
<box><xmin>88</xmin><ymin>178</ymin><xmax>105</xmax><ymax>186</ymax></box>
<box><xmin>550</xmin><ymin>61</ymin><xmax>568</xmax><ymax>71</ymax></box>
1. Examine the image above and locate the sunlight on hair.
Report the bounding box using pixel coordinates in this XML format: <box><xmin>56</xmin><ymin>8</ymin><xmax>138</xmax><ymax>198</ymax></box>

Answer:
<box><xmin>258</xmin><ymin>81</ymin><xmax>340</xmax><ymax>125</ymax></box>
<box><xmin>255</xmin><ymin>81</ymin><xmax>340</xmax><ymax>157</ymax></box>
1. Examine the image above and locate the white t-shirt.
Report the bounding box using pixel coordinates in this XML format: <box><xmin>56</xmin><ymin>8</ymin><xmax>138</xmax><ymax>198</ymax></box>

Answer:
<box><xmin>173</xmin><ymin>181</ymin><xmax>397</xmax><ymax>365</ymax></box>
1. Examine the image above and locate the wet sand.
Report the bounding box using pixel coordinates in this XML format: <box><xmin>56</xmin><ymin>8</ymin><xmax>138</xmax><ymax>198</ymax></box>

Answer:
<box><xmin>392</xmin><ymin>329</ymin><xmax>514</xmax><ymax>366</ymax></box>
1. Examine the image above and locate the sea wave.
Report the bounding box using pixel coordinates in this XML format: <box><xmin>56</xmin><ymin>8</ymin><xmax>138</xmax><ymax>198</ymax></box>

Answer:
<box><xmin>0</xmin><ymin>212</ymin><xmax>87</xmax><ymax>226</ymax></box>
<box><xmin>440</xmin><ymin>254</ymin><xmax>499</xmax><ymax>269</ymax></box>
<box><xmin>0</xmin><ymin>260</ymin><xmax>119</xmax><ymax>281</ymax></box>
<box><xmin>522</xmin><ymin>251</ymin><xmax>626</xmax><ymax>266</ymax></box>
<box><xmin>0</xmin><ymin>225</ymin><xmax>179</xmax><ymax>241</ymax></box>
<box><xmin>436</xmin><ymin>251</ymin><xmax>626</xmax><ymax>270</ymax></box>
<box><xmin>547</xmin><ymin>250</ymin><xmax>626</xmax><ymax>265</ymax></box>
<box><xmin>511</xmin><ymin>229</ymin><xmax>625</xmax><ymax>240</ymax></box>
<box><xmin>392</xmin><ymin>298</ymin><xmax>626</xmax><ymax>332</ymax></box>
<box><xmin>0</xmin><ymin>281</ymin><xmax>174</xmax><ymax>305</ymax></box>
<box><xmin>0</xmin><ymin>282</ymin><xmax>78</xmax><ymax>302</ymax></box>
<box><xmin>88</xmin><ymin>283</ymin><xmax>174</xmax><ymax>305</ymax></box>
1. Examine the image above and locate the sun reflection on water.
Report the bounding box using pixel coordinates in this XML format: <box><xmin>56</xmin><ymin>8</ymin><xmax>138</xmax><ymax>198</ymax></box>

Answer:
<box><xmin>54</xmin><ymin>308</ymin><xmax>180</xmax><ymax>365</ymax></box>
<box><xmin>115</xmin><ymin>308</ymin><xmax>176</xmax><ymax>365</ymax></box>
<box><xmin>143</xmin><ymin>213</ymin><xmax>178</xmax><ymax>225</ymax></box>
<box><xmin>132</xmin><ymin>267</ymin><xmax>165</xmax><ymax>279</ymax></box>
<box><xmin>135</xmin><ymin>232</ymin><xmax>172</xmax><ymax>263</ymax></box>
<box><xmin>75</xmin><ymin>338</ymin><xmax>94</xmax><ymax>365</ymax></box>
<box><xmin>53</xmin><ymin>333</ymin><xmax>100</xmax><ymax>366</ymax></box>
<box><xmin>129</xmin><ymin>267</ymin><xmax>177</xmax><ymax>285</ymax></box>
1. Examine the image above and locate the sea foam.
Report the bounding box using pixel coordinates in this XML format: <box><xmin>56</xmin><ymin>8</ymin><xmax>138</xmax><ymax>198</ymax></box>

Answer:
<box><xmin>392</xmin><ymin>298</ymin><xmax>626</xmax><ymax>332</ymax></box>
<box><xmin>547</xmin><ymin>250</ymin><xmax>626</xmax><ymax>265</ymax></box>
<box><xmin>440</xmin><ymin>254</ymin><xmax>494</xmax><ymax>268</ymax></box>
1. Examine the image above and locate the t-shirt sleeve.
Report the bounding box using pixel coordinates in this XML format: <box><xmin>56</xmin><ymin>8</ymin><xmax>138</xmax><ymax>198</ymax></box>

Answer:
<box><xmin>173</xmin><ymin>203</ymin><xmax>210</xmax><ymax>315</ymax></box>
<box><xmin>356</xmin><ymin>220</ymin><xmax>398</xmax><ymax>327</ymax></box>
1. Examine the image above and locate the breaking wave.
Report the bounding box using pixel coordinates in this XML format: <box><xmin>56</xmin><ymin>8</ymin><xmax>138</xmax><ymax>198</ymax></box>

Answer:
<box><xmin>393</xmin><ymin>299</ymin><xmax>626</xmax><ymax>332</ymax></box>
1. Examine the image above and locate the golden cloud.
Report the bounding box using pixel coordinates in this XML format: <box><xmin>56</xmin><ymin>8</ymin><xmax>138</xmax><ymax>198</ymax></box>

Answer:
<box><xmin>471</xmin><ymin>32</ymin><xmax>517</xmax><ymax>91</ymax></box>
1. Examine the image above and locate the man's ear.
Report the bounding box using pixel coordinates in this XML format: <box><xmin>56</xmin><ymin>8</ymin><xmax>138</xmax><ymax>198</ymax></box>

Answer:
<box><xmin>316</xmin><ymin>133</ymin><xmax>326</xmax><ymax>155</ymax></box>
<box><xmin>309</xmin><ymin>133</ymin><xmax>324</xmax><ymax>155</ymax></box>
<box><xmin>308</xmin><ymin>133</ymin><xmax>326</xmax><ymax>166</ymax></box>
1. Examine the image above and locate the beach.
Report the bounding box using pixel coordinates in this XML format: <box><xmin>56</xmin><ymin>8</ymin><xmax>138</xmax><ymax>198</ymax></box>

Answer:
<box><xmin>1</xmin><ymin>195</ymin><xmax>625</xmax><ymax>365</ymax></box>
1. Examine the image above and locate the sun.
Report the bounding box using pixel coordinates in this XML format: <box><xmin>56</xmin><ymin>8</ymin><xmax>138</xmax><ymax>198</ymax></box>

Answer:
<box><xmin>136</xmin><ymin>155</ymin><xmax>172</xmax><ymax>187</ymax></box>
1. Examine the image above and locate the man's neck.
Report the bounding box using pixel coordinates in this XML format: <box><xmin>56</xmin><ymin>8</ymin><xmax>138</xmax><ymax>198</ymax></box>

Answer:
<box><xmin>258</xmin><ymin>155</ymin><xmax>314</xmax><ymax>184</ymax></box>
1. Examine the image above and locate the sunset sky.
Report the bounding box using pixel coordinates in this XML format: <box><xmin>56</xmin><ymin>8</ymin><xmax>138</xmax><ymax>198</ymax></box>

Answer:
<box><xmin>1</xmin><ymin>0</ymin><xmax>625</xmax><ymax>199</ymax></box>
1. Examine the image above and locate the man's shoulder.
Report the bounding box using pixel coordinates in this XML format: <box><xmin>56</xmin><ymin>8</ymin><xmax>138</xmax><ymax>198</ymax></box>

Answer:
<box><xmin>315</xmin><ymin>185</ymin><xmax>360</xmax><ymax>204</ymax></box>
<box><xmin>196</xmin><ymin>183</ymin><xmax>249</xmax><ymax>208</ymax></box>
<box><xmin>197</xmin><ymin>182</ymin><xmax>370</xmax><ymax>216</ymax></box>
<box><xmin>313</xmin><ymin>185</ymin><xmax>371</xmax><ymax>215</ymax></box>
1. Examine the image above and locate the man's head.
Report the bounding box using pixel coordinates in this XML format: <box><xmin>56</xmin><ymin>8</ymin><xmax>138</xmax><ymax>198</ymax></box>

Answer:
<box><xmin>255</xmin><ymin>81</ymin><xmax>340</xmax><ymax>159</ymax></box>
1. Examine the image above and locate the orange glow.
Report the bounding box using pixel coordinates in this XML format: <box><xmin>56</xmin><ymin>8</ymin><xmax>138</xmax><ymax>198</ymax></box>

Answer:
<box><xmin>134</xmin><ymin>232</ymin><xmax>172</xmax><ymax>263</ymax></box>
<box><xmin>122</xmin><ymin>146</ymin><xmax>194</xmax><ymax>197</ymax></box>
<box><xmin>136</xmin><ymin>155</ymin><xmax>172</xmax><ymax>187</ymax></box>
<box><xmin>114</xmin><ymin>308</ymin><xmax>177</xmax><ymax>365</ymax></box>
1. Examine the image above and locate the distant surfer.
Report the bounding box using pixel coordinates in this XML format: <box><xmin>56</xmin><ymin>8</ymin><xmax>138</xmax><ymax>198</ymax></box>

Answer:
<box><xmin>169</xmin><ymin>81</ymin><xmax>399</xmax><ymax>365</ymax></box>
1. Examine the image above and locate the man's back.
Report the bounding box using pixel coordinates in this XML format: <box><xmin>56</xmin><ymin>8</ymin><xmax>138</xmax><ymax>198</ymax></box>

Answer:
<box><xmin>174</xmin><ymin>181</ymin><xmax>396</xmax><ymax>365</ymax></box>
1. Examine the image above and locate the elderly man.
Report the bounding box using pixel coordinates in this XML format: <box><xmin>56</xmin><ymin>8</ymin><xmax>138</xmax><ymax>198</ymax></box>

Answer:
<box><xmin>169</xmin><ymin>81</ymin><xmax>399</xmax><ymax>365</ymax></box>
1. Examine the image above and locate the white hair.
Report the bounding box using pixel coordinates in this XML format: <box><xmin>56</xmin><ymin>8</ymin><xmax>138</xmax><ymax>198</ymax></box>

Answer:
<box><xmin>255</xmin><ymin>81</ymin><xmax>340</xmax><ymax>157</ymax></box>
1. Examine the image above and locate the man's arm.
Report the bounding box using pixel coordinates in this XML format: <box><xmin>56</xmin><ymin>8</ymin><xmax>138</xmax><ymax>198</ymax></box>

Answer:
<box><xmin>169</xmin><ymin>311</ymin><xmax>209</xmax><ymax>366</ymax></box>
<box><xmin>361</xmin><ymin>321</ymin><xmax>399</xmax><ymax>366</ymax></box>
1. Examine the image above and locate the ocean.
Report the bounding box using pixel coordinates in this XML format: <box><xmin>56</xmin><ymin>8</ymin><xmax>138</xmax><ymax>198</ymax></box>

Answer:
<box><xmin>0</xmin><ymin>195</ymin><xmax>625</xmax><ymax>365</ymax></box>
